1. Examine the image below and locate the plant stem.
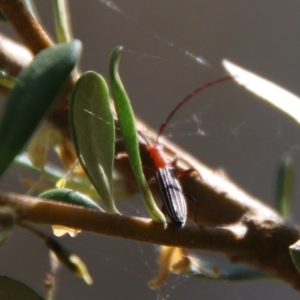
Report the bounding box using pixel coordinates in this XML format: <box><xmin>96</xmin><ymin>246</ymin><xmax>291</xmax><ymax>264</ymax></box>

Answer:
<box><xmin>1</xmin><ymin>191</ymin><xmax>300</xmax><ymax>290</ymax></box>
<box><xmin>0</xmin><ymin>0</ymin><xmax>53</xmax><ymax>54</ymax></box>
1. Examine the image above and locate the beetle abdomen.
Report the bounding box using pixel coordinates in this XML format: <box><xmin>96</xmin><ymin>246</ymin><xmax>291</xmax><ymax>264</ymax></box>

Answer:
<box><xmin>156</xmin><ymin>167</ymin><xmax>187</xmax><ymax>227</ymax></box>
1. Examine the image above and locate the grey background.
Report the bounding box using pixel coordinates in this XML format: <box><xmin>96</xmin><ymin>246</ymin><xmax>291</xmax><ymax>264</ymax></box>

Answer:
<box><xmin>1</xmin><ymin>0</ymin><xmax>300</xmax><ymax>299</ymax></box>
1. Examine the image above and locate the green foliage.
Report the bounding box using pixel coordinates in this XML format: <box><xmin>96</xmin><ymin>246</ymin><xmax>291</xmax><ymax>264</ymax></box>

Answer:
<box><xmin>52</xmin><ymin>0</ymin><xmax>72</xmax><ymax>43</ymax></box>
<box><xmin>109</xmin><ymin>46</ymin><xmax>165</xmax><ymax>224</ymax></box>
<box><xmin>39</xmin><ymin>188</ymin><xmax>103</xmax><ymax>211</ymax></box>
<box><xmin>1</xmin><ymin>1</ymin><xmax>300</xmax><ymax>296</ymax></box>
<box><xmin>0</xmin><ymin>41</ymin><xmax>82</xmax><ymax>178</ymax></box>
<box><xmin>70</xmin><ymin>71</ymin><xmax>118</xmax><ymax>213</ymax></box>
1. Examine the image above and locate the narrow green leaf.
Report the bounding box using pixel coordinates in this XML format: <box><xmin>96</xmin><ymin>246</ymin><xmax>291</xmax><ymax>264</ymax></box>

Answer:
<box><xmin>109</xmin><ymin>46</ymin><xmax>165</xmax><ymax>224</ymax></box>
<box><xmin>39</xmin><ymin>188</ymin><xmax>103</xmax><ymax>211</ymax></box>
<box><xmin>52</xmin><ymin>0</ymin><xmax>72</xmax><ymax>43</ymax></box>
<box><xmin>276</xmin><ymin>155</ymin><xmax>294</xmax><ymax>218</ymax></box>
<box><xmin>70</xmin><ymin>71</ymin><xmax>118</xmax><ymax>213</ymax></box>
<box><xmin>0</xmin><ymin>276</ymin><xmax>44</xmax><ymax>300</ymax></box>
<box><xmin>0</xmin><ymin>40</ymin><xmax>82</xmax><ymax>178</ymax></box>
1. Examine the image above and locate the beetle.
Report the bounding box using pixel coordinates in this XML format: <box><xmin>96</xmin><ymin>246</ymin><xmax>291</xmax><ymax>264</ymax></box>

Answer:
<box><xmin>140</xmin><ymin>76</ymin><xmax>233</xmax><ymax>227</ymax></box>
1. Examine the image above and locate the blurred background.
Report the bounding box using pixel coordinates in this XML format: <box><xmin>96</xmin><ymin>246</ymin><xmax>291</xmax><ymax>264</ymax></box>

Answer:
<box><xmin>1</xmin><ymin>0</ymin><xmax>300</xmax><ymax>299</ymax></box>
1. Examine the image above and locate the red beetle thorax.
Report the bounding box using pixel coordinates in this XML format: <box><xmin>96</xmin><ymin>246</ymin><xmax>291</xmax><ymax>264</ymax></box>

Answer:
<box><xmin>147</xmin><ymin>144</ymin><xmax>170</xmax><ymax>169</ymax></box>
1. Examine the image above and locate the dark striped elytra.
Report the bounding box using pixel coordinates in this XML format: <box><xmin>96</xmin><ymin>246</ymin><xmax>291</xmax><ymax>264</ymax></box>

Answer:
<box><xmin>156</xmin><ymin>166</ymin><xmax>187</xmax><ymax>227</ymax></box>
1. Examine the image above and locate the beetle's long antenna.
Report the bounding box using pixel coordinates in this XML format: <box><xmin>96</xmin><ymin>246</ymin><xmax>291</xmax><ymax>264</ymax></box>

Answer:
<box><xmin>157</xmin><ymin>76</ymin><xmax>233</xmax><ymax>142</ymax></box>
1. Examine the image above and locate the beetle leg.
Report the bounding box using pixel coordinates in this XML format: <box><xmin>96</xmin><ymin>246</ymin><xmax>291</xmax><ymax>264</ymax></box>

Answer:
<box><xmin>176</xmin><ymin>168</ymin><xmax>197</xmax><ymax>178</ymax></box>
<box><xmin>171</xmin><ymin>155</ymin><xmax>180</xmax><ymax>167</ymax></box>
<box><xmin>171</xmin><ymin>156</ymin><xmax>202</xmax><ymax>180</ymax></box>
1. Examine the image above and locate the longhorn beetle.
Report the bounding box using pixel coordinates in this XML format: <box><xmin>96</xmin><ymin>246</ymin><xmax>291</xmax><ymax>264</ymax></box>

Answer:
<box><xmin>140</xmin><ymin>76</ymin><xmax>233</xmax><ymax>227</ymax></box>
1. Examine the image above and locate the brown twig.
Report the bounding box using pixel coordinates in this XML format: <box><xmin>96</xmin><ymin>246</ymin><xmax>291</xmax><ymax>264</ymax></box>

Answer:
<box><xmin>0</xmin><ymin>33</ymin><xmax>32</xmax><ymax>75</ymax></box>
<box><xmin>0</xmin><ymin>0</ymin><xmax>53</xmax><ymax>54</ymax></box>
<box><xmin>0</xmin><ymin>33</ymin><xmax>33</xmax><ymax>95</ymax></box>
<box><xmin>0</xmin><ymin>191</ymin><xmax>300</xmax><ymax>290</ymax></box>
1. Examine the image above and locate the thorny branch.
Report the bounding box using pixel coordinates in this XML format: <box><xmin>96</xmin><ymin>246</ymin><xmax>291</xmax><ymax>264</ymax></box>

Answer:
<box><xmin>1</xmin><ymin>0</ymin><xmax>300</xmax><ymax>292</ymax></box>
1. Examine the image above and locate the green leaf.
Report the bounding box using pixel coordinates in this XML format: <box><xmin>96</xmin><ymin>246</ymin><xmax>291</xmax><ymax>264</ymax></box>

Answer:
<box><xmin>70</xmin><ymin>71</ymin><xmax>118</xmax><ymax>213</ymax></box>
<box><xmin>39</xmin><ymin>188</ymin><xmax>103</xmax><ymax>211</ymax></box>
<box><xmin>0</xmin><ymin>276</ymin><xmax>44</xmax><ymax>300</ymax></box>
<box><xmin>276</xmin><ymin>155</ymin><xmax>294</xmax><ymax>218</ymax></box>
<box><xmin>109</xmin><ymin>46</ymin><xmax>165</xmax><ymax>224</ymax></box>
<box><xmin>52</xmin><ymin>0</ymin><xmax>72</xmax><ymax>43</ymax></box>
<box><xmin>0</xmin><ymin>40</ymin><xmax>82</xmax><ymax>178</ymax></box>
